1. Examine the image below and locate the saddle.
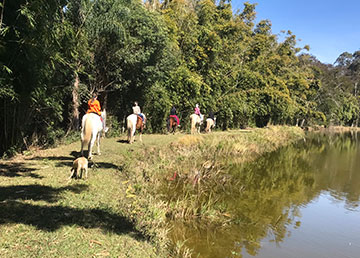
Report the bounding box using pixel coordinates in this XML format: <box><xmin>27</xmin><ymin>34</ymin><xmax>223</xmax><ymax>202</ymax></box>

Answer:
<box><xmin>169</xmin><ymin>115</ymin><xmax>179</xmax><ymax>125</ymax></box>
<box><xmin>137</xmin><ymin>115</ymin><xmax>143</xmax><ymax>122</ymax></box>
<box><xmin>137</xmin><ymin>114</ymin><xmax>146</xmax><ymax>128</ymax></box>
<box><xmin>89</xmin><ymin>112</ymin><xmax>103</xmax><ymax>121</ymax></box>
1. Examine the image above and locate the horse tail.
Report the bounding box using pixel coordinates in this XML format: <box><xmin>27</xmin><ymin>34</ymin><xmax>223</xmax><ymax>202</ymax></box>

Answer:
<box><xmin>82</xmin><ymin>116</ymin><xmax>93</xmax><ymax>148</ymax></box>
<box><xmin>205</xmin><ymin>119</ymin><xmax>210</xmax><ymax>132</ymax></box>
<box><xmin>190</xmin><ymin>115</ymin><xmax>196</xmax><ymax>134</ymax></box>
<box><xmin>102</xmin><ymin>109</ymin><xmax>106</xmax><ymax>127</ymax></box>
<box><xmin>127</xmin><ymin>117</ymin><xmax>131</xmax><ymax>137</ymax></box>
<box><xmin>127</xmin><ymin>115</ymin><xmax>135</xmax><ymax>143</ymax></box>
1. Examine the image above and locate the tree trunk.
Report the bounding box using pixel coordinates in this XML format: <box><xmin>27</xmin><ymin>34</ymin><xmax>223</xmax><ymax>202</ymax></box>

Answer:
<box><xmin>71</xmin><ymin>72</ymin><xmax>80</xmax><ymax>130</ymax></box>
<box><xmin>103</xmin><ymin>91</ymin><xmax>108</xmax><ymax>110</ymax></box>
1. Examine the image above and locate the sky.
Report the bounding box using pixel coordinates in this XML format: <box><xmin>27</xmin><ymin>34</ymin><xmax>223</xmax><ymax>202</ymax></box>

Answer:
<box><xmin>231</xmin><ymin>0</ymin><xmax>360</xmax><ymax>64</ymax></box>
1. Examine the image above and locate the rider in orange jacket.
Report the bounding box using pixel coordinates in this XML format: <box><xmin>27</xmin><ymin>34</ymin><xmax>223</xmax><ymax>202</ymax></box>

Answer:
<box><xmin>87</xmin><ymin>93</ymin><xmax>101</xmax><ymax>116</ymax></box>
<box><xmin>86</xmin><ymin>93</ymin><xmax>108</xmax><ymax>133</ymax></box>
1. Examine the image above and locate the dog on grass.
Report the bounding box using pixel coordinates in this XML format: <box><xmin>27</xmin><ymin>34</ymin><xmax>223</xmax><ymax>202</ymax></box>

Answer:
<box><xmin>69</xmin><ymin>157</ymin><xmax>89</xmax><ymax>179</ymax></box>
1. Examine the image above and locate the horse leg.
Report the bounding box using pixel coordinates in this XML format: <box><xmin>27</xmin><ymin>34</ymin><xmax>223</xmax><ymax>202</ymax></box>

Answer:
<box><xmin>80</xmin><ymin>143</ymin><xmax>84</xmax><ymax>157</ymax></box>
<box><xmin>80</xmin><ymin>116</ymin><xmax>86</xmax><ymax>156</ymax></box>
<box><xmin>127</xmin><ymin>127</ymin><xmax>131</xmax><ymax>143</ymax></box>
<box><xmin>132</xmin><ymin>127</ymin><xmax>136</xmax><ymax>143</ymax></box>
<box><xmin>139</xmin><ymin>126</ymin><xmax>143</xmax><ymax>142</ymax></box>
<box><xmin>88</xmin><ymin>134</ymin><xmax>96</xmax><ymax>160</ymax></box>
<box><xmin>96</xmin><ymin>132</ymin><xmax>101</xmax><ymax>155</ymax></box>
<box><xmin>129</xmin><ymin>126</ymin><xmax>136</xmax><ymax>144</ymax></box>
<box><xmin>80</xmin><ymin>131</ymin><xmax>86</xmax><ymax>156</ymax></box>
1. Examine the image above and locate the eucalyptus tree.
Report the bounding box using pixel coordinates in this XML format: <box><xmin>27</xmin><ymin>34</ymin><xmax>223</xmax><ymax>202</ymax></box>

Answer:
<box><xmin>298</xmin><ymin>52</ymin><xmax>360</xmax><ymax>127</ymax></box>
<box><xmin>62</xmin><ymin>0</ymin><xmax>94</xmax><ymax>131</ymax></box>
<box><xmin>316</xmin><ymin>50</ymin><xmax>360</xmax><ymax>126</ymax></box>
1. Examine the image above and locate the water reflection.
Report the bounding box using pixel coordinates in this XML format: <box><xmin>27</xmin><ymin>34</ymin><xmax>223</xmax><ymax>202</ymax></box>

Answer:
<box><xmin>169</xmin><ymin>132</ymin><xmax>360</xmax><ymax>257</ymax></box>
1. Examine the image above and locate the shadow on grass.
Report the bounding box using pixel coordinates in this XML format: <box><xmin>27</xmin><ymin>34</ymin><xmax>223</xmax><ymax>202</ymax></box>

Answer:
<box><xmin>30</xmin><ymin>156</ymin><xmax>74</xmax><ymax>161</ymax></box>
<box><xmin>117</xmin><ymin>139</ymin><xmax>129</xmax><ymax>144</ymax></box>
<box><xmin>55</xmin><ymin>161</ymin><xmax>119</xmax><ymax>170</ymax></box>
<box><xmin>0</xmin><ymin>184</ymin><xmax>88</xmax><ymax>203</ymax></box>
<box><xmin>0</xmin><ymin>163</ymin><xmax>43</xmax><ymax>178</ymax></box>
<box><xmin>0</xmin><ymin>184</ymin><xmax>146</xmax><ymax>239</ymax></box>
<box><xmin>27</xmin><ymin>154</ymin><xmax>119</xmax><ymax>170</ymax></box>
<box><xmin>0</xmin><ymin>200</ymin><xmax>146</xmax><ymax>239</ymax></box>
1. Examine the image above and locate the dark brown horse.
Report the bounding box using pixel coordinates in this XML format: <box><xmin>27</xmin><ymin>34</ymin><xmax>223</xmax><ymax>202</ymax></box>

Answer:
<box><xmin>167</xmin><ymin>116</ymin><xmax>178</xmax><ymax>134</ymax></box>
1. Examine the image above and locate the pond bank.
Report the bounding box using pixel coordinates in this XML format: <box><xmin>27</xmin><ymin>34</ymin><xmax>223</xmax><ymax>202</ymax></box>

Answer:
<box><xmin>0</xmin><ymin>126</ymin><xmax>304</xmax><ymax>257</ymax></box>
<box><xmin>117</xmin><ymin>126</ymin><xmax>305</xmax><ymax>256</ymax></box>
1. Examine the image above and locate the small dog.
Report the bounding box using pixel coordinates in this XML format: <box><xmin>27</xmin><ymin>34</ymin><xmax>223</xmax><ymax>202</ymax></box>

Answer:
<box><xmin>69</xmin><ymin>157</ymin><xmax>89</xmax><ymax>179</ymax></box>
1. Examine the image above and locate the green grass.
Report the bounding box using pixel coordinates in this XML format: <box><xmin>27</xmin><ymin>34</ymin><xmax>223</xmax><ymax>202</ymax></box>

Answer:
<box><xmin>0</xmin><ymin>126</ymin><xmax>304</xmax><ymax>257</ymax></box>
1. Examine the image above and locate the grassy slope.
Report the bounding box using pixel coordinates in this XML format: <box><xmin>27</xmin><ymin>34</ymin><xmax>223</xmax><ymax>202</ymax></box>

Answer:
<box><xmin>0</xmin><ymin>127</ymin><xmax>304</xmax><ymax>257</ymax></box>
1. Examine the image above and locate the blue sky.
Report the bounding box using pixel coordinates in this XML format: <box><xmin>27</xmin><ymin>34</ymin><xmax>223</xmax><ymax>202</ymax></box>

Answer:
<box><xmin>231</xmin><ymin>0</ymin><xmax>360</xmax><ymax>64</ymax></box>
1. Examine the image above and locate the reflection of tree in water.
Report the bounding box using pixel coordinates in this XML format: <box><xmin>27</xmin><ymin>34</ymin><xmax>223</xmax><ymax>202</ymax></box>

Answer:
<box><xmin>223</xmin><ymin>143</ymin><xmax>319</xmax><ymax>257</ymax></box>
<box><xmin>169</xmin><ymin>142</ymin><xmax>319</xmax><ymax>257</ymax></box>
<box><xmin>169</xmin><ymin>132</ymin><xmax>360</xmax><ymax>257</ymax></box>
<box><xmin>305</xmin><ymin>132</ymin><xmax>360</xmax><ymax>210</ymax></box>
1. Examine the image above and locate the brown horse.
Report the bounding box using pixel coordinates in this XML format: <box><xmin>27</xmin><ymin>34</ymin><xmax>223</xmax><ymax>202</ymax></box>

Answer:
<box><xmin>167</xmin><ymin>116</ymin><xmax>179</xmax><ymax>134</ymax></box>
<box><xmin>127</xmin><ymin>114</ymin><xmax>146</xmax><ymax>144</ymax></box>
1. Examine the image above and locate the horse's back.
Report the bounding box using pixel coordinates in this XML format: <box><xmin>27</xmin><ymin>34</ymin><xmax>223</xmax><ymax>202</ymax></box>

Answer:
<box><xmin>127</xmin><ymin>114</ymin><xmax>137</xmax><ymax>127</ymax></box>
<box><xmin>82</xmin><ymin>113</ymin><xmax>103</xmax><ymax>138</ymax></box>
<box><xmin>190</xmin><ymin>114</ymin><xmax>201</xmax><ymax>124</ymax></box>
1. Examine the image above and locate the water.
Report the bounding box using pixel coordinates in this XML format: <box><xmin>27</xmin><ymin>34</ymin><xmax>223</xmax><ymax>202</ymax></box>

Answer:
<box><xmin>169</xmin><ymin>132</ymin><xmax>360</xmax><ymax>257</ymax></box>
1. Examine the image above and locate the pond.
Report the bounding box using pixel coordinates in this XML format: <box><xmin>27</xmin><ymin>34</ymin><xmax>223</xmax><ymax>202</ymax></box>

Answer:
<box><xmin>169</xmin><ymin>132</ymin><xmax>360</xmax><ymax>257</ymax></box>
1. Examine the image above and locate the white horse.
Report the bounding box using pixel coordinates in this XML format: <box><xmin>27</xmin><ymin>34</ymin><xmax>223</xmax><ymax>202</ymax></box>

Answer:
<box><xmin>190</xmin><ymin>113</ymin><xmax>203</xmax><ymax>134</ymax></box>
<box><xmin>80</xmin><ymin>110</ymin><xmax>106</xmax><ymax>159</ymax></box>
<box><xmin>205</xmin><ymin>117</ymin><xmax>216</xmax><ymax>133</ymax></box>
<box><xmin>127</xmin><ymin>114</ymin><xmax>146</xmax><ymax>144</ymax></box>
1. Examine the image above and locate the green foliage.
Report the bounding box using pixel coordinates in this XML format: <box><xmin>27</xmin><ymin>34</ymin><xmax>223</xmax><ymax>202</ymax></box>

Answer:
<box><xmin>0</xmin><ymin>0</ymin><xmax>358</xmax><ymax>155</ymax></box>
<box><xmin>143</xmin><ymin>82</ymin><xmax>172</xmax><ymax>133</ymax></box>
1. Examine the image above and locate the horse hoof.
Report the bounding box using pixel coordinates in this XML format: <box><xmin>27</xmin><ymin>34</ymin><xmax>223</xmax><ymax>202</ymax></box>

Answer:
<box><xmin>98</xmin><ymin>153</ymin><xmax>101</xmax><ymax>156</ymax></box>
<box><xmin>88</xmin><ymin>156</ymin><xmax>93</xmax><ymax>160</ymax></box>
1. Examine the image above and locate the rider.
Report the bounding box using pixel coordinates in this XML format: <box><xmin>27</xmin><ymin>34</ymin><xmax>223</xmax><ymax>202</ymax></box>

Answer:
<box><xmin>208</xmin><ymin>110</ymin><xmax>215</xmax><ymax>121</ymax></box>
<box><xmin>133</xmin><ymin>101</ymin><xmax>145</xmax><ymax>123</ymax></box>
<box><xmin>87</xmin><ymin>93</ymin><xmax>108</xmax><ymax>132</ymax></box>
<box><xmin>169</xmin><ymin>105</ymin><xmax>180</xmax><ymax>126</ymax></box>
<box><xmin>87</xmin><ymin>93</ymin><xmax>101</xmax><ymax>116</ymax></box>
<box><xmin>194</xmin><ymin>104</ymin><xmax>203</xmax><ymax>121</ymax></box>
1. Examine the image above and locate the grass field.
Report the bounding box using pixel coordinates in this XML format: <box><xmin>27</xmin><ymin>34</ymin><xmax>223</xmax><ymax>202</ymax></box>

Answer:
<box><xmin>0</xmin><ymin>127</ymin><xmax>304</xmax><ymax>257</ymax></box>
